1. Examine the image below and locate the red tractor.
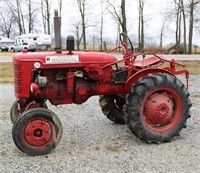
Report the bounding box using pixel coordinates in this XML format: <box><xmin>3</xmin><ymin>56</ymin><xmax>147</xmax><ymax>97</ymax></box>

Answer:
<box><xmin>10</xmin><ymin>11</ymin><xmax>191</xmax><ymax>156</ymax></box>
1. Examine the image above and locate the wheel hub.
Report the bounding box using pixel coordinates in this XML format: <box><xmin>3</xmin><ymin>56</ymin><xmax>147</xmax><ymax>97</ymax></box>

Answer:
<box><xmin>144</xmin><ymin>92</ymin><xmax>174</xmax><ymax>126</ymax></box>
<box><xmin>23</xmin><ymin>119</ymin><xmax>52</xmax><ymax>147</ymax></box>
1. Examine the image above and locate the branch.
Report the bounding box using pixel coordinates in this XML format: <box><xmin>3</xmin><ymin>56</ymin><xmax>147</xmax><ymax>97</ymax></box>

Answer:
<box><xmin>106</xmin><ymin>2</ymin><xmax>122</xmax><ymax>24</ymax></box>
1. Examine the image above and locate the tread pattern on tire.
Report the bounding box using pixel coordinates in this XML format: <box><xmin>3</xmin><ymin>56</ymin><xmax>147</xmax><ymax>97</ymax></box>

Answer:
<box><xmin>99</xmin><ymin>95</ymin><xmax>125</xmax><ymax>124</ymax></box>
<box><xmin>124</xmin><ymin>73</ymin><xmax>192</xmax><ymax>143</ymax></box>
<box><xmin>12</xmin><ymin>108</ymin><xmax>62</xmax><ymax>156</ymax></box>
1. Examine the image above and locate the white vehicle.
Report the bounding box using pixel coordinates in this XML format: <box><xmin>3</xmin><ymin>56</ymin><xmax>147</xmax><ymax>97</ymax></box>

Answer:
<box><xmin>10</xmin><ymin>42</ymin><xmax>36</xmax><ymax>52</ymax></box>
<box><xmin>15</xmin><ymin>33</ymin><xmax>51</xmax><ymax>47</ymax></box>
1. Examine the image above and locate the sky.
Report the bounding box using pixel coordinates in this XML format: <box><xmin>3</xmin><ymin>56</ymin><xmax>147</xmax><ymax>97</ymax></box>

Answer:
<box><xmin>59</xmin><ymin>0</ymin><xmax>168</xmax><ymax>44</ymax></box>
<box><xmin>55</xmin><ymin>0</ymin><xmax>199</xmax><ymax>46</ymax></box>
<box><xmin>1</xmin><ymin>0</ymin><xmax>199</xmax><ymax>46</ymax></box>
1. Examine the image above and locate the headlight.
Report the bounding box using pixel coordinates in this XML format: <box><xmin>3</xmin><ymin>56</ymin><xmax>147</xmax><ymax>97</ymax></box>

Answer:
<box><xmin>34</xmin><ymin>62</ymin><xmax>41</xmax><ymax>69</ymax></box>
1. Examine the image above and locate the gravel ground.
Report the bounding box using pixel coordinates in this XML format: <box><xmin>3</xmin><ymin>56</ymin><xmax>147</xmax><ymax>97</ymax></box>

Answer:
<box><xmin>0</xmin><ymin>75</ymin><xmax>200</xmax><ymax>173</ymax></box>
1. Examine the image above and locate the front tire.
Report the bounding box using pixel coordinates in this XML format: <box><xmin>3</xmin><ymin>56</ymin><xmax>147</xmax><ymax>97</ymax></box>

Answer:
<box><xmin>124</xmin><ymin>73</ymin><xmax>192</xmax><ymax>143</ymax></box>
<box><xmin>12</xmin><ymin>108</ymin><xmax>62</xmax><ymax>156</ymax></box>
<box><xmin>99</xmin><ymin>95</ymin><xmax>125</xmax><ymax>124</ymax></box>
<box><xmin>10</xmin><ymin>100</ymin><xmax>48</xmax><ymax>124</ymax></box>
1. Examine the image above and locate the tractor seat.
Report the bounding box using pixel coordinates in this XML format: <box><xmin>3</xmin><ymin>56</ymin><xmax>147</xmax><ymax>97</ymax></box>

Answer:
<box><xmin>134</xmin><ymin>56</ymin><xmax>162</xmax><ymax>67</ymax></box>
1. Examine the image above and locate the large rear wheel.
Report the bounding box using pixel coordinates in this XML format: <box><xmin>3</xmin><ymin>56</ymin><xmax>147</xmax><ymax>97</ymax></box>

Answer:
<box><xmin>12</xmin><ymin>108</ymin><xmax>62</xmax><ymax>156</ymax></box>
<box><xmin>99</xmin><ymin>95</ymin><xmax>125</xmax><ymax>124</ymax></box>
<box><xmin>124</xmin><ymin>73</ymin><xmax>192</xmax><ymax>143</ymax></box>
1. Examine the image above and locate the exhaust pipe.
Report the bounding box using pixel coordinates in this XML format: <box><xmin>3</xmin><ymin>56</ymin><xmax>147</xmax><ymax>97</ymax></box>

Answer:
<box><xmin>54</xmin><ymin>9</ymin><xmax>62</xmax><ymax>53</ymax></box>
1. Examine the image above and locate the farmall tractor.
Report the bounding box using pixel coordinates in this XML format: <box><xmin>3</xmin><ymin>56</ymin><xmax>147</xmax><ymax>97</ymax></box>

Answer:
<box><xmin>10</xmin><ymin>11</ymin><xmax>192</xmax><ymax>156</ymax></box>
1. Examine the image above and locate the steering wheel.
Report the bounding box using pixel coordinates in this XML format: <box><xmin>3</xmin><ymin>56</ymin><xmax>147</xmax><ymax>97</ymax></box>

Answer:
<box><xmin>119</xmin><ymin>33</ymin><xmax>134</xmax><ymax>54</ymax></box>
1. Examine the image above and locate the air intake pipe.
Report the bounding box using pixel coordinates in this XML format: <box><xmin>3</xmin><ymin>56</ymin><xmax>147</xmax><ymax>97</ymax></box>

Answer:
<box><xmin>54</xmin><ymin>9</ymin><xmax>62</xmax><ymax>53</ymax></box>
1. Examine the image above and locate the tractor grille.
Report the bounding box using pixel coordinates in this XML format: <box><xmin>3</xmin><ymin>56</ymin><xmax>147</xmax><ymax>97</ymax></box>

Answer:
<box><xmin>14</xmin><ymin>64</ymin><xmax>22</xmax><ymax>93</ymax></box>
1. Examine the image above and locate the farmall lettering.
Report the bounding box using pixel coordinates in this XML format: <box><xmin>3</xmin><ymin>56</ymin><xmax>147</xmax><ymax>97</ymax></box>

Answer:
<box><xmin>10</xmin><ymin>10</ymin><xmax>192</xmax><ymax>156</ymax></box>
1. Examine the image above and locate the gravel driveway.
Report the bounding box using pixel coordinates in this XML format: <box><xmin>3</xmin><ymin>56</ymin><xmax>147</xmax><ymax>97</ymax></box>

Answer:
<box><xmin>0</xmin><ymin>74</ymin><xmax>200</xmax><ymax>173</ymax></box>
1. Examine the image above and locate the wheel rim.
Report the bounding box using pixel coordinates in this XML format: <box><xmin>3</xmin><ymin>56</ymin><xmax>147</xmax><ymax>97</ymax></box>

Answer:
<box><xmin>142</xmin><ymin>88</ymin><xmax>182</xmax><ymax>133</ymax></box>
<box><xmin>23</xmin><ymin>118</ymin><xmax>53</xmax><ymax>148</ymax></box>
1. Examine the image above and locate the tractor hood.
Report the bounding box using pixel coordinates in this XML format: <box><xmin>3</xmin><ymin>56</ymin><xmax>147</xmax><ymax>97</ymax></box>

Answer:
<box><xmin>13</xmin><ymin>51</ymin><xmax>118</xmax><ymax>68</ymax></box>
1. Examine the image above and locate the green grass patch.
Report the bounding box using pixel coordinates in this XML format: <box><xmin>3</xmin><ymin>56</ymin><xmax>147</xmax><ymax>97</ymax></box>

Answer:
<box><xmin>0</xmin><ymin>61</ymin><xmax>199</xmax><ymax>84</ymax></box>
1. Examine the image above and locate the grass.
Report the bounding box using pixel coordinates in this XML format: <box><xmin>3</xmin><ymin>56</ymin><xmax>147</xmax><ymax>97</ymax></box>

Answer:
<box><xmin>0</xmin><ymin>52</ymin><xmax>14</xmax><ymax>56</ymax></box>
<box><xmin>175</xmin><ymin>60</ymin><xmax>200</xmax><ymax>74</ymax></box>
<box><xmin>156</xmin><ymin>60</ymin><xmax>200</xmax><ymax>74</ymax></box>
<box><xmin>0</xmin><ymin>62</ymin><xmax>14</xmax><ymax>83</ymax></box>
<box><xmin>0</xmin><ymin>61</ymin><xmax>199</xmax><ymax>83</ymax></box>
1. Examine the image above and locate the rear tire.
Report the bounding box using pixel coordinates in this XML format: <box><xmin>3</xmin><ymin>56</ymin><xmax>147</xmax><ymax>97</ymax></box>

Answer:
<box><xmin>12</xmin><ymin>108</ymin><xmax>62</xmax><ymax>156</ymax></box>
<box><xmin>99</xmin><ymin>95</ymin><xmax>125</xmax><ymax>124</ymax></box>
<box><xmin>124</xmin><ymin>73</ymin><xmax>192</xmax><ymax>143</ymax></box>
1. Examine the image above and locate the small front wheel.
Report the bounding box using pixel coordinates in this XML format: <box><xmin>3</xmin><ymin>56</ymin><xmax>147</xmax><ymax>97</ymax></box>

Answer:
<box><xmin>10</xmin><ymin>101</ymin><xmax>48</xmax><ymax>124</ymax></box>
<box><xmin>12</xmin><ymin>108</ymin><xmax>62</xmax><ymax>156</ymax></box>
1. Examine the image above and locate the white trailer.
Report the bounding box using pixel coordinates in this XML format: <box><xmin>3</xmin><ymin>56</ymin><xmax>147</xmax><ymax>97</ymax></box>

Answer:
<box><xmin>15</xmin><ymin>33</ymin><xmax>52</xmax><ymax>46</ymax></box>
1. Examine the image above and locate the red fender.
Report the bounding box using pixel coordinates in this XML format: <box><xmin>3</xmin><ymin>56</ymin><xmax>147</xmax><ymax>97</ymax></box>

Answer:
<box><xmin>125</xmin><ymin>68</ymin><xmax>173</xmax><ymax>92</ymax></box>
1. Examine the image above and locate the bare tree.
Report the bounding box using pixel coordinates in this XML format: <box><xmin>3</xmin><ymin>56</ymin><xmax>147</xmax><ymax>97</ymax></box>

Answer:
<box><xmin>138</xmin><ymin>0</ymin><xmax>145</xmax><ymax>50</ymax></box>
<box><xmin>17</xmin><ymin>0</ymin><xmax>26</xmax><ymax>34</ymax></box>
<box><xmin>6</xmin><ymin>0</ymin><xmax>26</xmax><ymax>35</ymax></box>
<box><xmin>106</xmin><ymin>0</ymin><xmax>127</xmax><ymax>34</ymax></box>
<box><xmin>77</xmin><ymin>0</ymin><xmax>87</xmax><ymax>49</ymax></box>
<box><xmin>159</xmin><ymin>18</ymin><xmax>167</xmax><ymax>48</ymax></box>
<box><xmin>41</xmin><ymin>0</ymin><xmax>52</xmax><ymax>35</ymax></box>
<box><xmin>24</xmin><ymin>0</ymin><xmax>39</xmax><ymax>33</ymax></box>
<box><xmin>28</xmin><ymin>0</ymin><xmax>34</xmax><ymax>33</ymax></box>
<box><xmin>173</xmin><ymin>0</ymin><xmax>200</xmax><ymax>54</ymax></box>
<box><xmin>100</xmin><ymin>0</ymin><xmax>104</xmax><ymax>51</ymax></box>
<box><xmin>121</xmin><ymin>0</ymin><xmax>127</xmax><ymax>35</ymax></box>
<box><xmin>180</xmin><ymin>0</ymin><xmax>187</xmax><ymax>53</ymax></box>
<box><xmin>0</xmin><ymin>9</ymin><xmax>15</xmax><ymax>38</ymax></box>
<box><xmin>173</xmin><ymin>0</ymin><xmax>182</xmax><ymax>54</ymax></box>
<box><xmin>71</xmin><ymin>18</ymin><xmax>83</xmax><ymax>50</ymax></box>
<box><xmin>188</xmin><ymin>0</ymin><xmax>200</xmax><ymax>54</ymax></box>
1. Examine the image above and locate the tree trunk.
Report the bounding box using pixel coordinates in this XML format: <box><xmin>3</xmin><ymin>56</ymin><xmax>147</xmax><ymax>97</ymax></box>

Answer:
<box><xmin>41</xmin><ymin>0</ymin><xmax>46</xmax><ymax>34</ymax></box>
<box><xmin>138</xmin><ymin>2</ymin><xmax>141</xmax><ymax>49</ymax></box>
<box><xmin>100</xmin><ymin>0</ymin><xmax>103</xmax><ymax>52</ymax></box>
<box><xmin>138</xmin><ymin>0</ymin><xmax>145</xmax><ymax>51</ymax></box>
<box><xmin>188</xmin><ymin>0</ymin><xmax>194</xmax><ymax>54</ymax></box>
<box><xmin>15</xmin><ymin>0</ymin><xmax>23</xmax><ymax>35</ymax></box>
<box><xmin>76</xmin><ymin>26</ymin><xmax>80</xmax><ymax>51</ymax></box>
<box><xmin>120</xmin><ymin>0</ymin><xmax>127</xmax><ymax>44</ymax></box>
<box><xmin>121</xmin><ymin>0</ymin><xmax>127</xmax><ymax>35</ymax></box>
<box><xmin>41</xmin><ymin>0</ymin><xmax>51</xmax><ymax>35</ymax></box>
<box><xmin>77</xmin><ymin>0</ymin><xmax>87</xmax><ymax>49</ymax></box>
<box><xmin>175</xmin><ymin>0</ymin><xmax>181</xmax><ymax>54</ymax></box>
<box><xmin>82</xmin><ymin>13</ymin><xmax>86</xmax><ymax>49</ymax></box>
<box><xmin>46</xmin><ymin>0</ymin><xmax>51</xmax><ymax>35</ymax></box>
<box><xmin>28</xmin><ymin>0</ymin><xmax>33</xmax><ymax>33</ymax></box>
<box><xmin>180</xmin><ymin>0</ymin><xmax>187</xmax><ymax>54</ymax></box>
<box><xmin>159</xmin><ymin>21</ymin><xmax>166</xmax><ymax>48</ymax></box>
<box><xmin>141</xmin><ymin>3</ymin><xmax>144</xmax><ymax>50</ymax></box>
